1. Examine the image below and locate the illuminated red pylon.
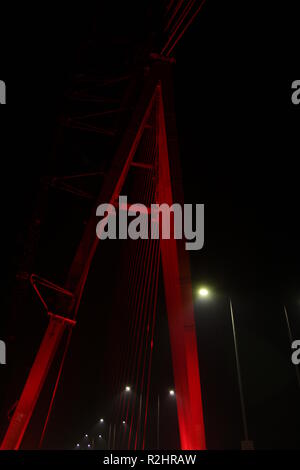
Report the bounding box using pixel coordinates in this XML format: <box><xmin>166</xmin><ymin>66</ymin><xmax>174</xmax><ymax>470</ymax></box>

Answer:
<box><xmin>1</xmin><ymin>59</ymin><xmax>206</xmax><ymax>451</ymax></box>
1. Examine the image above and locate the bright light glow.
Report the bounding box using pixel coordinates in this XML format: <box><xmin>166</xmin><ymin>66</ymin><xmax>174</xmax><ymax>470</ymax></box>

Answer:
<box><xmin>100</xmin><ymin>418</ymin><xmax>104</xmax><ymax>423</ymax></box>
<box><xmin>198</xmin><ymin>287</ymin><xmax>209</xmax><ymax>297</ymax></box>
<box><xmin>76</xmin><ymin>444</ymin><xmax>80</xmax><ymax>447</ymax></box>
<box><xmin>99</xmin><ymin>435</ymin><xmax>102</xmax><ymax>438</ymax></box>
<box><xmin>85</xmin><ymin>434</ymin><xmax>88</xmax><ymax>438</ymax></box>
<box><xmin>169</xmin><ymin>389</ymin><xmax>175</xmax><ymax>396</ymax></box>
<box><xmin>125</xmin><ymin>386</ymin><xmax>131</xmax><ymax>392</ymax></box>
<box><xmin>87</xmin><ymin>444</ymin><xmax>91</xmax><ymax>448</ymax></box>
<box><xmin>122</xmin><ymin>420</ymin><xmax>126</xmax><ymax>424</ymax></box>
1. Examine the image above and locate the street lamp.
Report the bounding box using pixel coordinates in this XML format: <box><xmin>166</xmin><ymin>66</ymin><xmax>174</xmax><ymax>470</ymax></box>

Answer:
<box><xmin>100</xmin><ymin>418</ymin><xmax>104</xmax><ymax>423</ymax></box>
<box><xmin>228</xmin><ymin>298</ymin><xmax>254</xmax><ymax>450</ymax></box>
<box><xmin>157</xmin><ymin>389</ymin><xmax>175</xmax><ymax>449</ymax></box>
<box><xmin>84</xmin><ymin>434</ymin><xmax>88</xmax><ymax>438</ymax></box>
<box><xmin>125</xmin><ymin>385</ymin><xmax>131</xmax><ymax>392</ymax></box>
<box><xmin>198</xmin><ymin>287</ymin><xmax>209</xmax><ymax>298</ymax></box>
<box><xmin>197</xmin><ymin>286</ymin><xmax>253</xmax><ymax>449</ymax></box>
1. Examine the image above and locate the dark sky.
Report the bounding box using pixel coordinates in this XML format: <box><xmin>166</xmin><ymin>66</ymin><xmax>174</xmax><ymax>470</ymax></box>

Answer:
<box><xmin>0</xmin><ymin>0</ymin><xmax>299</xmax><ymax>450</ymax></box>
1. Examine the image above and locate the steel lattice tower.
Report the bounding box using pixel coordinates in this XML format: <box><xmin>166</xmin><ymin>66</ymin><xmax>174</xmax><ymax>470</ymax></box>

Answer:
<box><xmin>1</xmin><ymin>1</ymin><xmax>207</xmax><ymax>450</ymax></box>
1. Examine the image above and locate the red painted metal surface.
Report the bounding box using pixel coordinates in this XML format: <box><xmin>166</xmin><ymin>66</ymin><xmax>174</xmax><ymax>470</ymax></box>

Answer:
<box><xmin>156</xmin><ymin>83</ymin><xmax>206</xmax><ymax>449</ymax></box>
<box><xmin>0</xmin><ymin>317</ymin><xmax>67</xmax><ymax>450</ymax></box>
<box><xmin>1</xmin><ymin>60</ymin><xmax>206</xmax><ymax>450</ymax></box>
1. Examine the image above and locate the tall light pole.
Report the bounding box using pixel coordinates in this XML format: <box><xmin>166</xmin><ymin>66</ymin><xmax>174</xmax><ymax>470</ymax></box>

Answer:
<box><xmin>198</xmin><ymin>287</ymin><xmax>254</xmax><ymax>449</ymax></box>
<box><xmin>228</xmin><ymin>298</ymin><xmax>253</xmax><ymax>450</ymax></box>
<box><xmin>108</xmin><ymin>423</ymin><xmax>112</xmax><ymax>449</ymax></box>
<box><xmin>112</xmin><ymin>423</ymin><xmax>116</xmax><ymax>450</ymax></box>
<box><xmin>137</xmin><ymin>393</ymin><xmax>142</xmax><ymax>449</ymax></box>
<box><xmin>157</xmin><ymin>395</ymin><xmax>160</xmax><ymax>449</ymax></box>
<box><xmin>283</xmin><ymin>305</ymin><xmax>300</xmax><ymax>391</ymax></box>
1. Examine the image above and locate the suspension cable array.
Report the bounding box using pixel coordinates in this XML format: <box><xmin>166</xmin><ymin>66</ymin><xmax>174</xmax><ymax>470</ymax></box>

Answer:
<box><xmin>1</xmin><ymin>1</ymin><xmax>207</xmax><ymax>451</ymax></box>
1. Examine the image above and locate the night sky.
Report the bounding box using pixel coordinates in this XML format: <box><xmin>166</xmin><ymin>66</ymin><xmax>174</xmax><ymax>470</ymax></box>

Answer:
<box><xmin>0</xmin><ymin>1</ymin><xmax>299</xmax><ymax>450</ymax></box>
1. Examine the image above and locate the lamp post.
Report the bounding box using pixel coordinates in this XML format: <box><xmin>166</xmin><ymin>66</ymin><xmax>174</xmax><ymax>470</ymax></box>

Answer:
<box><xmin>156</xmin><ymin>389</ymin><xmax>175</xmax><ymax>449</ymax></box>
<box><xmin>228</xmin><ymin>298</ymin><xmax>253</xmax><ymax>450</ymax></box>
<box><xmin>157</xmin><ymin>395</ymin><xmax>160</xmax><ymax>449</ymax></box>
<box><xmin>112</xmin><ymin>423</ymin><xmax>116</xmax><ymax>450</ymax></box>
<box><xmin>198</xmin><ymin>287</ymin><xmax>254</xmax><ymax>449</ymax></box>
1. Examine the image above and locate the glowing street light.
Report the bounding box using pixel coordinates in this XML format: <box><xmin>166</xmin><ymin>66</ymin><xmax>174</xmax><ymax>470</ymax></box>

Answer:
<box><xmin>125</xmin><ymin>385</ymin><xmax>131</xmax><ymax>392</ymax></box>
<box><xmin>87</xmin><ymin>444</ymin><xmax>91</xmax><ymax>448</ymax></box>
<box><xmin>76</xmin><ymin>443</ymin><xmax>80</xmax><ymax>447</ymax></box>
<box><xmin>198</xmin><ymin>287</ymin><xmax>209</xmax><ymax>298</ymax></box>
<box><xmin>196</xmin><ymin>285</ymin><xmax>253</xmax><ymax>449</ymax></box>
<box><xmin>100</xmin><ymin>418</ymin><xmax>104</xmax><ymax>423</ymax></box>
<box><xmin>84</xmin><ymin>434</ymin><xmax>88</xmax><ymax>438</ymax></box>
<box><xmin>122</xmin><ymin>420</ymin><xmax>126</xmax><ymax>424</ymax></box>
<box><xmin>169</xmin><ymin>389</ymin><xmax>175</xmax><ymax>396</ymax></box>
<box><xmin>99</xmin><ymin>434</ymin><xmax>102</xmax><ymax>439</ymax></box>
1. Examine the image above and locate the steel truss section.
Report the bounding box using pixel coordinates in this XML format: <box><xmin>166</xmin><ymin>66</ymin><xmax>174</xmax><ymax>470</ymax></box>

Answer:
<box><xmin>1</xmin><ymin>58</ymin><xmax>206</xmax><ymax>451</ymax></box>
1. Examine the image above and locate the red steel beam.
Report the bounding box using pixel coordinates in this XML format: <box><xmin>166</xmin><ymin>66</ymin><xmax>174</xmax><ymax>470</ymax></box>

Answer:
<box><xmin>0</xmin><ymin>71</ymin><xmax>159</xmax><ymax>451</ymax></box>
<box><xmin>0</xmin><ymin>317</ymin><xmax>67</xmax><ymax>450</ymax></box>
<box><xmin>1</xmin><ymin>59</ymin><xmax>206</xmax><ymax>451</ymax></box>
<box><xmin>156</xmin><ymin>78</ymin><xmax>206</xmax><ymax>449</ymax></box>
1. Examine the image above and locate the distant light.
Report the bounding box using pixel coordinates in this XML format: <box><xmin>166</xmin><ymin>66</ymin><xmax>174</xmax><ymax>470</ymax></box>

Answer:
<box><xmin>76</xmin><ymin>443</ymin><xmax>80</xmax><ymax>447</ymax></box>
<box><xmin>198</xmin><ymin>287</ymin><xmax>209</xmax><ymax>297</ymax></box>
<box><xmin>99</xmin><ymin>435</ymin><xmax>102</xmax><ymax>439</ymax></box>
<box><xmin>122</xmin><ymin>420</ymin><xmax>126</xmax><ymax>424</ymax></box>
<box><xmin>85</xmin><ymin>434</ymin><xmax>88</xmax><ymax>438</ymax></box>
<box><xmin>169</xmin><ymin>389</ymin><xmax>175</xmax><ymax>396</ymax></box>
<box><xmin>87</xmin><ymin>444</ymin><xmax>91</xmax><ymax>448</ymax></box>
<box><xmin>100</xmin><ymin>418</ymin><xmax>104</xmax><ymax>423</ymax></box>
<box><xmin>125</xmin><ymin>386</ymin><xmax>131</xmax><ymax>392</ymax></box>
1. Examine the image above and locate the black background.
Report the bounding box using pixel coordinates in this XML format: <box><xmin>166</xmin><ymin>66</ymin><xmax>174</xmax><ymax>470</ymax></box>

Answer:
<box><xmin>0</xmin><ymin>0</ymin><xmax>299</xmax><ymax>452</ymax></box>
